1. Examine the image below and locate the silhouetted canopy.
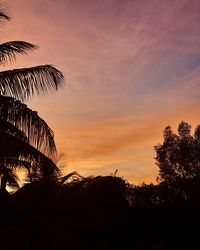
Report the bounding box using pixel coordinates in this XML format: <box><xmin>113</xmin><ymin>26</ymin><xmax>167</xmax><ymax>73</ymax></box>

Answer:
<box><xmin>0</xmin><ymin>5</ymin><xmax>64</xmax><ymax>189</ymax></box>
<box><xmin>0</xmin><ymin>122</ymin><xmax>60</xmax><ymax>181</ymax></box>
<box><xmin>0</xmin><ymin>41</ymin><xmax>37</xmax><ymax>65</ymax></box>
<box><xmin>0</xmin><ymin>95</ymin><xmax>56</xmax><ymax>157</ymax></box>
<box><xmin>0</xmin><ymin>65</ymin><xmax>64</xmax><ymax>101</ymax></box>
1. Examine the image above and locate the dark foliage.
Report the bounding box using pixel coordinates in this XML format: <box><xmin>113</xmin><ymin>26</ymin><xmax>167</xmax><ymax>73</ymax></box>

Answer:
<box><xmin>0</xmin><ymin>4</ymin><xmax>63</xmax><ymax>189</ymax></box>
<box><xmin>0</xmin><ymin>41</ymin><xmax>37</xmax><ymax>65</ymax></box>
<box><xmin>0</xmin><ymin>3</ymin><xmax>10</xmax><ymax>22</ymax></box>
<box><xmin>0</xmin><ymin>175</ymin><xmax>130</xmax><ymax>250</ymax></box>
<box><xmin>0</xmin><ymin>95</ymin><xmax>56</xmax><ymax>157</ymax></box>
<box><xmin>0</xmin><ymin>65</ymin><xmax>64</xmax><ymax>101</ymax></box>
<box><xmin>0</xmin><ymin>2</ymin><xmax>199</xmax><ymax>249</ymax></box>
<box><xmin>155</xmin><ymin>121</ymin><xmax>200</xmax><ymax>182</ymax></box>
<box><xmin>1</xmin><ymin>170</ymin><xmax>200</xmax><ymax>250</ymax></box>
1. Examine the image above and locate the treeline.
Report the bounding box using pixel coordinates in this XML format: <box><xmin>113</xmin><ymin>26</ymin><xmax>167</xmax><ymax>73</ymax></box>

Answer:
<box><xmin>0</xmin><ymin>167</ymin><xmax>200</xmax><ymax>249</ymax></box>
<box><xmin>0</xmin><ymin>3</ymin><xmax>200</xmax><ymax>249</ymax></box>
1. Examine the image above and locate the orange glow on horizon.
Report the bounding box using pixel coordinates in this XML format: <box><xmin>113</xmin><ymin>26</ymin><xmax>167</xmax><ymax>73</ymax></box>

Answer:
<box><xmin>3</xmin><ymin>0</ymin><xmax>200</xmax><ymax>184</ymax></box>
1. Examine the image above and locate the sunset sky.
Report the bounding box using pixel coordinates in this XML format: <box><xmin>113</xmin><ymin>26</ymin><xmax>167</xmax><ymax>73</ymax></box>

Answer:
<box><xmin>3</xmin><ymin>0</ymin><xmax>200</xmax><ymax>184</ymax></box>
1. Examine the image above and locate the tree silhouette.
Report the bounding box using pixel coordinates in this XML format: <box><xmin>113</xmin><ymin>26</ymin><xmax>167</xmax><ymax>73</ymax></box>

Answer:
<box><xmin>155</xmin><ymin>121</ymin><xmax>200</xmax><ymax>183</ymax></box>
<box><xmin>0</xmin><ymin>5</ymin><xmax>63</xmax><ymax>189</ymax></box>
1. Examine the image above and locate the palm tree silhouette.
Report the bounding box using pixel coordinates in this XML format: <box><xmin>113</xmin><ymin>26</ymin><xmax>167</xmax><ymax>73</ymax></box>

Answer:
<box><xmin>0</xmin><ymin>6</ymin><xmax>64</xmax><ymax>190</ymax></box>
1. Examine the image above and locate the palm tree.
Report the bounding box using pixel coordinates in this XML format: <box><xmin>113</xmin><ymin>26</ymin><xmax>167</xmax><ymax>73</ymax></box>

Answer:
<box><xmin>0</xmin><ymin>5</ymin><xmax>64</xmax><ymax>190</ymax></box>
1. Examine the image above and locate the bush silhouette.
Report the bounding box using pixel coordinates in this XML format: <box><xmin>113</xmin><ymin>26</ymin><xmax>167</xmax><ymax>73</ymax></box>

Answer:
<box><xmin>155</xmin><ymin>121</ymin><xmax>200</xmax><ymax>183</ymax></box>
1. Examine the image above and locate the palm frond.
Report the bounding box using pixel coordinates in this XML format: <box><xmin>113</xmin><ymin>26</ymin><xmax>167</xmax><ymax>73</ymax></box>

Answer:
<box><xmin>0</xmin><ymin>12</ymin><xmax>9</xmax><ymax>21</ymax></box>
<box><xmin>0</xmin><ymin>3</ymin><xmax>10</xmax><ymax>22</ymax></box>
<box><xmin>0</xmin><ymin>118</ymin><xmax>28</xmax><ymax>143</ymax></box>
<box><xmin>0</xmin><ymin>158</ymin><xmax>31</xmax><ymax>170</ymax></box>
<box><xmin>0</xmin><ymin>41</ymin><xmax>38</xmax><ymax>65</ymax></box>
<box><xmin>0</xmin><ymin>96</ymin><xmax>57</xmax><ymax>158</ymax></box>
<box><xmin>0</xmin><ymin>127</ymin><xmax>61</xmax><ymax>181</ymax></box>
<box><xmin>59</xmin><ymin>171</ymin><xmax>78</xmax><ymax>185</ymax></box>
<box><xmin>0</xmin><ymin>65</ymin><xmax>64</xmax><ymax>101</ymax></box>
<box><xmin>0</xmin><ymin>165</ymin><xmax>19</xmax><ymax>188</ymax></box>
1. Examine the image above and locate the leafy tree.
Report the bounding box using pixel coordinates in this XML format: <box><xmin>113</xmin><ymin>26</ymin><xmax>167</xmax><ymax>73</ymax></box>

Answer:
<box><xmin>0</xmin><ymin>5</ymin><xmax>63</xmax><ymax>189</ymax></box>
<box><xmin>155</xmin><ymin>121</ymin><xmax>200</xmax><ymax>183</ymax></box>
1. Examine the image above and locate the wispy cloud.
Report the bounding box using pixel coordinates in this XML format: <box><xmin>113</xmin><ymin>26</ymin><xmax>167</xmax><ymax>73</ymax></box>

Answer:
<box><xmin>4</xmin><ymin>0</ymin><xmax>200</xmax><ymax>183</ymax></box>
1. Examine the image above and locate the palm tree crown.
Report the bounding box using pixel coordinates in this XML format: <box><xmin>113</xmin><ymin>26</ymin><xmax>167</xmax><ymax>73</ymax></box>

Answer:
<box><xmin>0</xmin><ymin>5</ymin><xmax>64</xmax><ymax>189</ymax></box>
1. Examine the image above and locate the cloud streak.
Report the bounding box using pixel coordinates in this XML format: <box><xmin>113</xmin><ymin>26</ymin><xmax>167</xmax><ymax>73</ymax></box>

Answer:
<box><xmin>4</xmin><ymin>0</ymin><xmax>200</xmax><ymax>183</ymax></box>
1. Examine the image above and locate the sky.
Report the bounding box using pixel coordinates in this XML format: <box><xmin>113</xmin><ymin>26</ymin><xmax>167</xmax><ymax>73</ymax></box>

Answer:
<box><xmin>2</xmin><ymin>0</ymin><xmax>200</xmax><ymax>184</ymax></box>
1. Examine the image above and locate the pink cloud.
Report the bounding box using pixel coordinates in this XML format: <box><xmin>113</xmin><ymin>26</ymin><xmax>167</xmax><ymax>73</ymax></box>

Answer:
<box><xmin>3</xmin><ymin>0</ymin><xmax>200</xmax><ymax>183</ymax></box>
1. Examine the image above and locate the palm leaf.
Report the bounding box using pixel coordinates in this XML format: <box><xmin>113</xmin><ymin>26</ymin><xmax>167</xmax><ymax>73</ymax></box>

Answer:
<box><xmin>0</xmin><ymin>126</ymin><xmax>61</xmax><ymax>181</ymax></box>
<box><xmin>0</xmin><ymin>158</ymin><xmax>32</xmax><ymax>185</ymax></box>
<box><xmin>0</xmin><ymin>165</ymin><xmax>19</xmax><ymax>188</ymax></box>
<box><xmin>0</xmin><ymin>158</ymin><xmax>31</xmax><ymax>176</ymax></box>
<box><xmin>59</xmin><ymin>171</ymin><xmax>78</xmax><ymax>185</ymax></box>
<box><xmin>0</xmin><ymin>96</ymin><xmax>57</xmax><ymax>157</ymax></box>
<box><xmin>0</xmin><ymin>65</ymin><xmax>64</xmax><ymax>101</ymax></box>
<box><xmin>0</xmin><ymin>41</ymin><xmax>38</xmax><ymax>65</ymax></box>
<box><xmin>0</xmin><ymin>11</ymin><xmax>9</xmax><ymax>21</ymax></box>
<box><xmin>0</xmin><ymin>117</ymin><xmax>28</xmax><ymax>143</ymax></box>
<box><xmin>0</xmin><ymin>158</ymin><xmax>33</xmax><ymax>184</ymax></box>
<box><xmin>0</xmin><ymin>3</ymin><xmax>10</xmax><ymax>22</ymax></box>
